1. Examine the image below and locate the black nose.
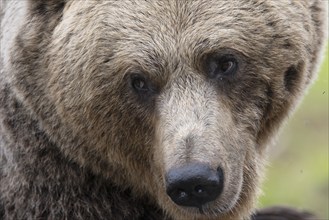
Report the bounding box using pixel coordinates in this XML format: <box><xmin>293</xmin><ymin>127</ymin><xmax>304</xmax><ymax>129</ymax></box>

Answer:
<box><xmin>165</xmin><ymin>163</ymin><xmax>224</xmax><ymax>208</ymax></box>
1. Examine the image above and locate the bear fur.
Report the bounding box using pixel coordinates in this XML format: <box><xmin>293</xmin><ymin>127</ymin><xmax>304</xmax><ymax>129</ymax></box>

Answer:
<box><xmin>0</xmin><ymin>0</ymin><xmax>327</xmax><ymax>219</ymax></box>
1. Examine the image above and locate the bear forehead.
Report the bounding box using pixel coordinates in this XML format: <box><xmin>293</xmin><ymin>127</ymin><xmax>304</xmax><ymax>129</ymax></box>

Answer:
<box><xmin>65</xmin><ymin>0</ymin><xmax>305</xmax><ymax>55</ymax></box>
<box><xmin>58</xmin><ymin>0</ymin><xmax>307</xmax><ymax>79</ymax></box>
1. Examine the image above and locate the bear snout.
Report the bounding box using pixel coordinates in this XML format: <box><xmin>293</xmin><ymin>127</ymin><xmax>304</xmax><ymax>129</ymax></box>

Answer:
<box><xmin>165</xmin><ymin>163</ymin><xmax>224</xmax><ymax>209</ymax></box>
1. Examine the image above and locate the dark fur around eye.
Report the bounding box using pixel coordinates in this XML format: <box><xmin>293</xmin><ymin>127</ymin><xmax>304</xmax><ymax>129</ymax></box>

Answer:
<box><xmin>129</xmin><ymin>73</ymin><xmax>157</xmax><ymax>99</ymax></box>
<box><xmin>204</xmin><ymin>54</ymin><xmax>239</xmax><ymax>80</ymax></box>
<box><xmin>131</xmin><ymin>75</ymin><xmax>149</xmax><ymax>93</ymax></box>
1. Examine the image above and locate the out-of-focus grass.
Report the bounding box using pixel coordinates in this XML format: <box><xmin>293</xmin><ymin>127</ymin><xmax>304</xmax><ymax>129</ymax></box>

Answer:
<box><xmin>259</xmin><ymin>45</ymin><xmax>329</xmax><ymax>219</ymax></box>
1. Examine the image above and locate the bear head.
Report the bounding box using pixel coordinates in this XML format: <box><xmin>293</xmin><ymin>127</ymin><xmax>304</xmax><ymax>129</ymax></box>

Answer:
<box><xmin>8</xmin><ymin>0</ymin><xmax>327</xmax><ymax>219</ymax></box>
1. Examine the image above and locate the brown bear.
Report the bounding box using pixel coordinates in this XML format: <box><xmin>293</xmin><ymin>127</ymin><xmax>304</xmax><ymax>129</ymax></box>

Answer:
<box><xmin>0</xmin><ymin>1</ymin><xmax>327</xmax><ymax>220</ymax></box>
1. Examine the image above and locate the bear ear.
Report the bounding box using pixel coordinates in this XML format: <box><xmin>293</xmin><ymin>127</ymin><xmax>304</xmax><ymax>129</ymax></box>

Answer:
<box><xmin>28</xmin><ymin>0</ymin><xmax>66</xmax><ymax>16</ymax></box>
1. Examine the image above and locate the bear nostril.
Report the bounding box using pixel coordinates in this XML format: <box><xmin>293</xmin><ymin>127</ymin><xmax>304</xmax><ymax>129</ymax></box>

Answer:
<box><xmin>165</xmin><ymin>163</ymin><xmax>224</xmax><ymax>208</ymax></box>
<box><xmin>178</xmin><ymin>190</ymin><xmax>187</xmax><ymax>198</ymax></box>
<box><xmin>195</xmin><ymin>185</ymin><xmax>203</xmax><ymax>193</ymax></box>
<box><xmin>173</xmin><ymin>189</ymin><xmax>189</xmax><ymax>201</ymax></box>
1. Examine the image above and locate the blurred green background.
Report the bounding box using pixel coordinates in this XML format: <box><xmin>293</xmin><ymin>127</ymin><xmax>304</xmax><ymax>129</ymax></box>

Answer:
<box><xmin>259</xmin><ymin>45</ymin><xmax>329</xmax><ymax>219</ymax></box>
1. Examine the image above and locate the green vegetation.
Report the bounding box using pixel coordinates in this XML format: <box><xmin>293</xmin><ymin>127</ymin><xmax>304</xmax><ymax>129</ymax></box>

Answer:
<box><xmin>259</xmin><ymin>45</ymin><xmax>329</xmax><ymax>219</ymax></box>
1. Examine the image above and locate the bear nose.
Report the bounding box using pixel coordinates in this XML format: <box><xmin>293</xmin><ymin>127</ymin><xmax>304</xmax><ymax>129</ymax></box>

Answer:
<box><xmin>165</xmin><ymin>163</ymin><xmax>224</xmax><ymax>208</ymax></box>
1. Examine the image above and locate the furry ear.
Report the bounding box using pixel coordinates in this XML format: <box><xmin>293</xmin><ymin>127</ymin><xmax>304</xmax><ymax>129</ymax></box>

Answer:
<box><xmin>28</xmin><ymin>0</ymin><xmax>66</xmax><ymax>16</ymax></box>
<box><xmin>305</xmin><ymin>0</ymin><xmax>328</xmax><ymax>84</ymax></box>
<box><xmin>26</xmin><ymin>0</ymin><xmax>67</xmax><ymax>31</ymax></box>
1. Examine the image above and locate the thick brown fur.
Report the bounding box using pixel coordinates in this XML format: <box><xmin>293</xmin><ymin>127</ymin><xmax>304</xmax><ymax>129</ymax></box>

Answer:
<box><xmin>0</xmin><ymin>1</ymin><xmax>327</xmax><ymax>220</ymax></box>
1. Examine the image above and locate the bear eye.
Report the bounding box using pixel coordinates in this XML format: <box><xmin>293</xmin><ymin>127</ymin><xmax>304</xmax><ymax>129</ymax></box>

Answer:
<box><xmin>219</xmin><ymin>60</ymin><xmax>234</xmax><ymax>73</ymax></box>
<box><xmin>206</xmin><ymin>54</ymin><xmax>238</xmax><ymax>80</ymax></box>
<box><xmin>130</xmin><ymin>74</ymin><xmax>150</xmax><ymax>93</ymax></box>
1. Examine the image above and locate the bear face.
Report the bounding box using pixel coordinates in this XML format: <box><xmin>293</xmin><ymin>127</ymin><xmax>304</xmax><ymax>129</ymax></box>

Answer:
<box><xmin>1</xmin><ymin>0</ymin><xmax>327</xmax><ymax>220</ymax></box>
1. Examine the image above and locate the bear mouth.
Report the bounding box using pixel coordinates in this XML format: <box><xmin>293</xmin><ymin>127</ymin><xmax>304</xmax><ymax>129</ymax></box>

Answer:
<box><xmin>175</xmin><ymin>202</ymin><xmax>235</xmax><ymax>218</ymax></box>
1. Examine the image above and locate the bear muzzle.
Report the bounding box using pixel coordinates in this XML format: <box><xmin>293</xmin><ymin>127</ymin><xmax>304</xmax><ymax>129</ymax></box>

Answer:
<box><xmin>165</xmin><ymin>163</ymin><xmax>224</xmax><ymax>210</ymax></box>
